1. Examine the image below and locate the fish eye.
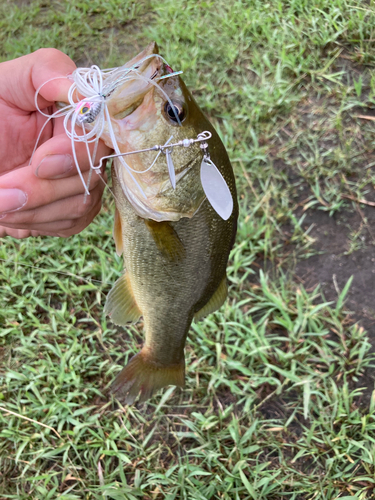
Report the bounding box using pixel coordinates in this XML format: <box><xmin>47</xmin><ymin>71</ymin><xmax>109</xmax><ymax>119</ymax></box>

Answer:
<box><xmin>164</xmin><ymin>102</ymin><xmax>185</xmax><ymax>124</ymax></box>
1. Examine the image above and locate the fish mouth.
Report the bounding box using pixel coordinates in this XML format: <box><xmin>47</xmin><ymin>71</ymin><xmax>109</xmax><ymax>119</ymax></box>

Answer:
<box><xmin>112</xmin><ymin>97</ymin><xmax>145</xmax><ymax>121</ymax></box>
<box><xmin>105</xmin><ymin>43</ymin><xmax>163</xmax><ymax>117</ymax></box>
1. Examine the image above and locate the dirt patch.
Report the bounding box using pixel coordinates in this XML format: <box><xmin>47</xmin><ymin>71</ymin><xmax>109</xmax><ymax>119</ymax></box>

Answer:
<box><xmin>294</xmin><ymin>203</ymin><xmax>375</xmax><ymax>336</ymax></box>
<box><xmin>293</xmin><ymin>200</ymin><xmax>375</xmax><ymax>403</ymax></box>
<box><xmin>73</xmin><ymin>20</ymin><xmax>154</xmax><ymax>68</ymax></box>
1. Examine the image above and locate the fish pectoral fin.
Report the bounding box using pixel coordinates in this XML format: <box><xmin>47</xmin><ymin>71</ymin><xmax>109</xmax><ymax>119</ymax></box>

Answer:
<box><xmin>144</xmin><ymin>219</ymin><xmax>186</xmax><ymax>262</ymax></box>
<box><xmin>113</xmin><ymin>208</ymin><xmax>123</xmax><ymax>257</ymax></box>
<box><xmin>194</xmin><ymin>277</ymin><xmax>228</xmax><ymax>321</ymax></box>
<box><xmin>104</xmin><ymin>273</ymin><xmax>141</xmax><ymax>326</ymax></box>
<box><xmin>111</xmin><ymin>349</ymin><xmax>185</xmax><ymax>404</ymax></box>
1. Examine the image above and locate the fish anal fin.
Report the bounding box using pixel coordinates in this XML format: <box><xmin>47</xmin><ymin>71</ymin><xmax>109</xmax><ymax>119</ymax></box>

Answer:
<box><xmin>144</xmin><ymin>219</ymin><xmax>186</xmax><ymax>262</ymax></box>
<box><xmin>194</xmin><ymin>277</ymin><xmax>228</xmax><ymax>321</ymax></box>
<box><xmin>111</xmin><ymin>349</ymin><xmax>185</xmax><ymax>404</ymax></box>
<box><xmin>104</xmin><ymin>273</ymin><xmax>141</xmax><ymax>326</ymax></box>
<box><xmin>113</xmin><ymin>208</ymin><xmax>123</xmax><ymax>257</ymax></box>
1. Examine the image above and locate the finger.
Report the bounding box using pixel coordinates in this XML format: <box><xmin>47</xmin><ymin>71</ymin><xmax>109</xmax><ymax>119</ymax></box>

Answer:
<box><xmin>0</xmin><ymin>193</ymin><xmax>103</xmax><ymax>236</ymax></box>
<box><xmin>32</xmin><ymin>132</ymin><xmax>111</xmax><ymax>179</ymax></box>
<box><xmin>1</xmin><ymin>218</ymin><xmax>78</xmax><ymax>232</ymax></box>
<box><xmin>0</xmin><ymin>194</ymin><xmax>103</xmax><ymax>238</ymax></box>
<box><xmin>0</xmin><ymin>227</ymin><xmax>39</xmax><ymax>239</ymax></box>
<box><xmin>0</xmin><ymin>182</ymin><xmax>104</xmax><ymax>226</ymax></box>
<box><xmin>2</xmin><ymin>49</ymin><xmax>76</xmax><ymax>112</ymax></box>
<box><xmin>57</xmin><ymin>201</ymin><xmax>103</xmax><ymax>237</ymax></box>
<box><xmin>0</xmin><ymin>162</ymin><xmax>109</xmax><ymax>215</ymax></box>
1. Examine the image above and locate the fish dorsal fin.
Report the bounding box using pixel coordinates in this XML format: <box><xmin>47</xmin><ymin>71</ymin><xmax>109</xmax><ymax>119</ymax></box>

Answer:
<box><xmin>104</xmin><ymin>273</ymin><xmax>141</xmax><ymax>326</ymax></box>
<box><xmin>113</xmin><ymin>208</ymin><xmax>123</xmax><ymax>257</ymax></box>
<box><xmin>194</xmin><ymin>277</ymin><xmax>228</xmax><ymax>321</ymax></box>
<box><xmin>144</xmin><ymin>219</ymin><xmax>186</xmax><ymax>262</ymax></box>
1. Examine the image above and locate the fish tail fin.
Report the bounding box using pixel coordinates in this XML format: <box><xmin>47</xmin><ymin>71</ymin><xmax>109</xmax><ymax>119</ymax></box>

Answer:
<box><xmin>111</xmin><ymin>349</ymin><xmax>185</xmax><ymax>404</ymax></box>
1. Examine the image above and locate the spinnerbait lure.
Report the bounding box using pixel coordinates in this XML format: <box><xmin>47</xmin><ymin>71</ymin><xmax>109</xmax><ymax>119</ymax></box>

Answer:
<box><xmin>32</xmin><ymin>55</ymin><xmax>233</xmax><ymax>219</ymax></box>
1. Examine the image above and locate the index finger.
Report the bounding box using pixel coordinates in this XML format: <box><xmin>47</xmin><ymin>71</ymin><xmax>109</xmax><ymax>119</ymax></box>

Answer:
<box><xmin>2</xmin><ymin>48</ymin><xmax>76</xmax><ymax>112</ymax></box>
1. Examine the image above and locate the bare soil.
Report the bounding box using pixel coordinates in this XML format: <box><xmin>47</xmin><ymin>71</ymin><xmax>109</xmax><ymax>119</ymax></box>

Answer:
<box><xmin>294</xmin><ymin>203</ymin><xmax>375</xmax><ymax>337</ymax></box>
<box><xmin>293</xmin><ymin>197</ymin><xmax>375</xmax><ymax>404</ymax></box>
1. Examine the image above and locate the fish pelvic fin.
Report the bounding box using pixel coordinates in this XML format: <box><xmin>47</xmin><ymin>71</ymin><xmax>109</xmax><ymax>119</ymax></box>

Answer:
<box><xmin>104</xmin><ymin>273</ymin><xmax>141</xmax><ymax>326</ymax></box>
<box><xmin>194</xmin><ymin>277</ymin><xmax>228</xmax><ymax>321</ymax></box>
<box><xmin>111</xmin><ymin>349</ymin><xmax>185</xmax><ymax>404</ymax></box>
<box><xmin>113</xmin><ymin>208</ymin><xmax>123</xmax><ymax>257</ymax></box>
<box><xmin>144</xmin><ymin>219</ymin><xmax>186</xmax><ymax>262</ymax></box>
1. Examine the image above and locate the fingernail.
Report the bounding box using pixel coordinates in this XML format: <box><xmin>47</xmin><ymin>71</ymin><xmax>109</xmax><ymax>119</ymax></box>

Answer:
<box><xmin>0</xmin><ymin>189</ymin><xmax>27</xmax><ymax>214</ymax></box>
<box><xmin>35</xmin><ymin>154</ymin><xmax>73</xmax><ymax>179</ymax></box>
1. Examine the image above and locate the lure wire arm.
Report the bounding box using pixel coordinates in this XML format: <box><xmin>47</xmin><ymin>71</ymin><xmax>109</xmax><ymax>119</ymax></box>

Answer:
<box><xmin>92</xmin><ymin>131</ymin><xmax>213</xmax><ymax>172</ymax></box>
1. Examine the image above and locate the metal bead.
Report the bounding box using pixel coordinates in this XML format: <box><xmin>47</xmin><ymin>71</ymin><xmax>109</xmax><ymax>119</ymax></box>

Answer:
<box><xmin>183</xmin><ymin>138</ymin><xmax>191</xmax><ymax>147</ymax></box>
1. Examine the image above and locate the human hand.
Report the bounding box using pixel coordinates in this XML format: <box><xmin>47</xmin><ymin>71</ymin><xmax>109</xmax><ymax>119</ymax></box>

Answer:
<box><xmin>0</xmin><ymin>48</ymin><xmax>112</xmax><ymax>239</ymax></box>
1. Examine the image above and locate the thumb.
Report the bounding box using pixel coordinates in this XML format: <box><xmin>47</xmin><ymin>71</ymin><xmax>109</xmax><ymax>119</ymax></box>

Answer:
<box><xmin>0</xmin><ymin>48</ymin><xmax>76</xmax><ymax>112</ymax></box>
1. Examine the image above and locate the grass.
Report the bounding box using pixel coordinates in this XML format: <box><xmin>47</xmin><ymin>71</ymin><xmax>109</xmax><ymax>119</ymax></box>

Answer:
<box><xmin>1</xmin><ymin>0</ymin><xmax>375</xmax><ymax>498</ymax></box>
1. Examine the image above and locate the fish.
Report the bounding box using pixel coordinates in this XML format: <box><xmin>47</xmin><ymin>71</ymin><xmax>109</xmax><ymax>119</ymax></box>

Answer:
<box><xmin>98</xmin><ymin>42</ymin><xmax>238</xmax><ymax>404</ymax></box>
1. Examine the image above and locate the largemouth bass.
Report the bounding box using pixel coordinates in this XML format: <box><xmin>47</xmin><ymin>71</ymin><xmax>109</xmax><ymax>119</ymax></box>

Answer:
<box><xmin>99</xmin><ymin>42</ymin><xmax>238</xmax><ymax>403</ymax></box>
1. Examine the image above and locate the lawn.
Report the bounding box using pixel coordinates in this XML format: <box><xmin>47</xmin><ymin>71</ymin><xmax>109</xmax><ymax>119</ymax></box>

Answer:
<box><xmin>1</xmin><ymin>0</ymin><xmax>375</xmax><ymax>498</ymax></box>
